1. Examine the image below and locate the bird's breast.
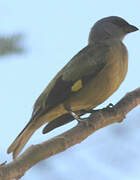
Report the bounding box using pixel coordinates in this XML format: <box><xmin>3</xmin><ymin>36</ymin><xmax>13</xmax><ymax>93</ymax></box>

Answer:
<box><xmin>105</xmin><ymin>42</ymin><xmax>128</xmax><ymax>92</ymax></box>
<box><xmin>69</xmin><ymin>42</ymin><xmax>128</xmax><ymax>111</ymax></box>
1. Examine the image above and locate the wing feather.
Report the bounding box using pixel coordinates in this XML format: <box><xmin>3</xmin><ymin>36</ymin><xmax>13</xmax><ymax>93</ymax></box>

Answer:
<box><xmin>32</xmin><ymin>43</ymin><xmax>109</xmax><ymax>119</ymax></box>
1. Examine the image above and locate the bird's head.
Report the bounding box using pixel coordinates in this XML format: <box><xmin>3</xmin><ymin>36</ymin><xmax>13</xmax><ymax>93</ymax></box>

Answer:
<box><xmin>88</xmin><ymin>16</ymin><xmax>138</xmax><ymax>44</ymax></box>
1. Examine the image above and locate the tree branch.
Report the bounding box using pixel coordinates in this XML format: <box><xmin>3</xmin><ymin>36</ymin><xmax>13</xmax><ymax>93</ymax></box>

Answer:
<box><xmin>0</xmin><ymin>87</ymin><xmax>140</xmax><ymax>180</ymax></box>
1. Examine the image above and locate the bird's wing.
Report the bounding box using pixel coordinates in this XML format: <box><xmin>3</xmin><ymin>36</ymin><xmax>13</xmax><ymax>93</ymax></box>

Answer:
<box><xmin>32</xmin><ymin>43</ymin><xmax>109</xmax><ymax>119</ymax></box>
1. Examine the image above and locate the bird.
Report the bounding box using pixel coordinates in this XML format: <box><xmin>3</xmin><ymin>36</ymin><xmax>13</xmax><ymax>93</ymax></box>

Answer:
<box><xmin>7</xmin><ymin>16</ymin><xmax>138</xmax><ymax>159</ymax></box>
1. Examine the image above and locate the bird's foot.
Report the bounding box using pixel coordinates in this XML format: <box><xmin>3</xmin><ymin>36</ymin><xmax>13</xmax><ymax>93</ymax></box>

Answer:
<box><xmin>106</xmin><ymin>103</ymin><xmax>114</xmax><ymax>109</ymax></box>
<box><xmin>102</xmin><ymin>103</ymin><xmax>114</xmax><ymax>112</ymax></box>
<box><xmin>105</xmin><ymin>103</ymin><xmax>125</xmax><ymax>122</ymax></box>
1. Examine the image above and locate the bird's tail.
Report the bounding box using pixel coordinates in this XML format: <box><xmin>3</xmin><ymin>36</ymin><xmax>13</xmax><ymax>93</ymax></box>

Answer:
<box><xmin>7</xmin><ymin>110</ymin><xmax>87</xmax><ymax>158</ymax></box>
<box><xmin>7</xmin><ymin>119</ymin><xmax>40</xmax><ymax>159</ymax></box>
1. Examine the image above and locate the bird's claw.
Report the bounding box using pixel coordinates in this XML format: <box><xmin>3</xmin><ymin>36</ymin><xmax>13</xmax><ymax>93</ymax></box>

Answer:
<box><xmin>106</xmin><ymin>103</ymin><xmax>114</xmax><ymax>109</ymax></box>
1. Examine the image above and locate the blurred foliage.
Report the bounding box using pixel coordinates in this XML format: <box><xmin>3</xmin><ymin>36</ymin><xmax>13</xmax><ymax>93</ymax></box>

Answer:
<box><xmin>0</xmin><ymin>34</ymin><xmax>25</xmax><ymax>56</ymax></box>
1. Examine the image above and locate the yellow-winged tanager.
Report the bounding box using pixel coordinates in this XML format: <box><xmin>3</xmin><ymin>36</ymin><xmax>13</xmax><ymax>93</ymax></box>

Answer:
<box><xmin>7</xmin><ymin>16</ymin><xmax>138</xmax><ymax>158</ymax></box>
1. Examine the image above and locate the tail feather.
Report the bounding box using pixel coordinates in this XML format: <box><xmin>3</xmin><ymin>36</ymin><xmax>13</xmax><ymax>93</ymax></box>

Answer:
<box><xmin>8</xmin><ymin>110</ymin><xmax>87</xmax><ymax>158</ymax></box>
<box><xmin>42</xmin><ymin>114</ymin><xmax>74</xmax><ymax>134</ymax></box>
<box><xmin>7</xmin><ymin>120</ymin><xmax>37</xmax><ymax>159</ymax></box>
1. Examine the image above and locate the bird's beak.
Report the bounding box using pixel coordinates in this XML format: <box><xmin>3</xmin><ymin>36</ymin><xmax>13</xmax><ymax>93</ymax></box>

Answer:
<box><xmin>126</xmin><ymin>24</ymin><xmax>139</xmax><ymax>33</ymax></box>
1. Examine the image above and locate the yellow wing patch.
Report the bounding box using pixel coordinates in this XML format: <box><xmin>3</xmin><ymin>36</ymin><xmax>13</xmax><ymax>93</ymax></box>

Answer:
<box><xmin>71</xmin><ymin>80</ymin><xmax>82</xmax><ymax>92</ymax></box>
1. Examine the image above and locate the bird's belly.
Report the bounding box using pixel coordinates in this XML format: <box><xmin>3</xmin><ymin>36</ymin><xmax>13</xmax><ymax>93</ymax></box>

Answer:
<box><xmin>69</xmin><ymin>59</ymin><xmax>128</xmax><ymax>111</ymax></box>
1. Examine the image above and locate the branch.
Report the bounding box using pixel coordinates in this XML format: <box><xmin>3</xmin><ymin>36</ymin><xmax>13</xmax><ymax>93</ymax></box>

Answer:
<box><xmin>0</xmin><ymin>87</ymin><xmax>140</xmax><ymax>180</ymax></box>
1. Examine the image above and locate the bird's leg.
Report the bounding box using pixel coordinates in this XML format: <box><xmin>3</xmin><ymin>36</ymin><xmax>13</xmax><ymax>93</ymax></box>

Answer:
<box><xmin>67</xmin><ymin>109</ymin><xmax>82</xmax><ymax>122</ymax></box>
<box><xmin>64</xmin><ymin>104</ymin><xmax>93</xmax><ymax>122</ymax></box>
<box><xmin>64</xmin><ymin>104</ymin><xmax>83</xmax><ymax>122</ymax></box>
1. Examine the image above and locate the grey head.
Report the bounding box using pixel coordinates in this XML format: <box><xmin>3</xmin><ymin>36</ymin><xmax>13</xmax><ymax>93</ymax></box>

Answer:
<box><xmin>88</xmin><ymin>16</ymin><xmax>138</xmax><ymax>44</ymax></box>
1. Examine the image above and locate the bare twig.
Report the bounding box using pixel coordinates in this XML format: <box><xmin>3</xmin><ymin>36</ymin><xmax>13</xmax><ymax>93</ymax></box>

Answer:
<box><xmin>0</xmin><ymin>87</ymin><xmax>140</xmax><ymax>180</ymax></box>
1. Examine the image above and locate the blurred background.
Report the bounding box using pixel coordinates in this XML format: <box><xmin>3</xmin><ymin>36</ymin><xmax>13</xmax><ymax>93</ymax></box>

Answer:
<box><xmin>0</xmin><ymin>0</ymin><xmax>140</xmax><ymax>179</ymax></box>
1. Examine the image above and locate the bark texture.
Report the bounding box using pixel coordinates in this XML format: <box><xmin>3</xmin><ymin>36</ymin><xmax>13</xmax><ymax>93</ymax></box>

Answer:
<box><xmin>0</xmin><ymin>87</ymin><xmax>140</xmax><ymax>180</ymax></box>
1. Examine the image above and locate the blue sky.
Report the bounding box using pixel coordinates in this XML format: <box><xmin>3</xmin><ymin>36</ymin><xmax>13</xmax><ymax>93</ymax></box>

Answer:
<box><xmin>0</xmin><ymin>0</ymin><xmax>140</xmax><ymax>179</ymax></box>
